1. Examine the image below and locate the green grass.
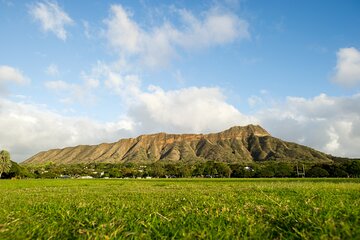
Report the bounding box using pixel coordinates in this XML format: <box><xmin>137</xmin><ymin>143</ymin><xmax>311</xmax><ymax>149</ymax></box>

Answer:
<box><xmin>1</xmin><ymin>178</ymin><xmax>360</xmax><ymax>239</ymax></box>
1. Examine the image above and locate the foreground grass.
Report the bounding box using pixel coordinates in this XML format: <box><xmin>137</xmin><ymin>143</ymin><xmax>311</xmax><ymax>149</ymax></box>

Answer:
<box><xmin>0</xmin><ymin>178</ymin><xmax>359</xmax><ymax>239</ymax></box>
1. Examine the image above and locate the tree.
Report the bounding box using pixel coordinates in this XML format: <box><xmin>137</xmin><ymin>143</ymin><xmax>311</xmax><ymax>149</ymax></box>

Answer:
<box><xmin>256</xmin><ymin>165</ymin><xmax>275</xmax><ymax>178</ymax></box>
<box><xmin>0</xmin><ymin>150</ymin><xmax>12</xmax><ymax>178</ymax></box>
<box><xmin>345</xmin><ymin>160</ymin><xmax>360</xmax><ymax>178</ymax></box>
<box><xmin>203</xmin><ymin>161</ymin><xmax>217</xmax><ymax>177</ymax></box>
<box><xmin>177</xmin><ymin>163</ymin><xmax>193</xmax><ymax>178</ymax></box>
<box><xmin>214</xmin><ymin>162</ymin><xmax>232</xmax><ymax>178</ymax></box>
<box><xmin>1</xmin><ymin>161</ymin><xmax>34</xmax><ymax>179</ymax></box>
<box><xmin>323</xmin><ymin>164</ymin><xmax>349</xmax><ymax>178</ymax></box>
<box><xmin>108</xmin><ymin>168</ymin><xmax>122</xmax><ymax>178</ymax></box>
<box><xmin>192</xmin><ymin>163</ymin><xmax>205</xmax><ymax>177</ymax></box>
<box><xmin>332</xmin><ymin>168</ymin><xmax>349</xmax><ymax>178</ymax></box>
<box><xmin>273</xmin><ymin>163</ymin><xmax>294</xmax><ymax>177</ymax></box>
<box><xmin>147</xmin><ymin>163</ymin><xmax>165</xmax><ymax>177</ymax></box>
<box><xmin>306</xmin><ymin>166</ymin><xmax>329</xmax><ymax>178</ymax></box>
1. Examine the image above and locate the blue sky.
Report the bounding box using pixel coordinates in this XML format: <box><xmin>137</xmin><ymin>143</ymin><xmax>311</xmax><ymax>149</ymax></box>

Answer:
<box><xmin>1</xmin><ymin>0</ymin><xmax>360</xmax><ymax>162</ymax></box>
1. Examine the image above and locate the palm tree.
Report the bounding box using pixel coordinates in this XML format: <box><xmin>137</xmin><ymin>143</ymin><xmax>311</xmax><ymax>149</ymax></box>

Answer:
<box><xmin>0</xmin><ymin>150</ymin><xmax>12</xmax><ymax>178</ymax></box>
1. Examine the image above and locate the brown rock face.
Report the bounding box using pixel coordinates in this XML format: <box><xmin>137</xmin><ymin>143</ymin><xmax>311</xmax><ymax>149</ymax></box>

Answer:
<box><xmin>23</xmin><ymin>125</ymin><xmax>332</xmax><ymax>165</ymax></box>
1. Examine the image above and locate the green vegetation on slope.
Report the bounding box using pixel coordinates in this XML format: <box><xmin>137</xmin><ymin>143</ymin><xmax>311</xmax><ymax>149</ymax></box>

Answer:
<box><xmin>20</xmin><ymin>160</ymin><xmax>360</xmax><ymax>179</ymax></box>
<box><xmin>0</xmin><ymin>179</ymin><xmax>359</xmax><ymax>239</ymax></box>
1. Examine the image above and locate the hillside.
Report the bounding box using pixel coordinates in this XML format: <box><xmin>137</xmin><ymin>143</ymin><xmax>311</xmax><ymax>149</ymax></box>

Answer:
<box><xmin>23</xmin><ymin>125</ymin><xmax>333</xmax><ymax>165</ymax></box>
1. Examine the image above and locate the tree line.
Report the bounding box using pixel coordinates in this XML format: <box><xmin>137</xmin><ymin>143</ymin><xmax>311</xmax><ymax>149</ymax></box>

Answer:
<box><xmin>9</xmin><ymin>160</ymin><xmax>360</xmax><ymax>179</ymax></box>
<box><xmin>1</xmin><ymin>150</ymin><xmax>360</xmax><ymax>179</ymax></box>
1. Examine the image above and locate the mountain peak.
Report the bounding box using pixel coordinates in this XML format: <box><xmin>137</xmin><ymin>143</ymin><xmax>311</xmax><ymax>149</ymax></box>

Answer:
<box><xmin>224</xmin><ymin>124</ymin><xmax>270</xmax><ymax>137</ymax></box>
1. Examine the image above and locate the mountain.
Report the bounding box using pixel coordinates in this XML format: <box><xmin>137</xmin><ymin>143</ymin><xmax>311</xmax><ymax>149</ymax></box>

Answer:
<box><xmin>23</xmin><ymin>125</ymin><xmax>333</xmax><ymax>165</ymax></box>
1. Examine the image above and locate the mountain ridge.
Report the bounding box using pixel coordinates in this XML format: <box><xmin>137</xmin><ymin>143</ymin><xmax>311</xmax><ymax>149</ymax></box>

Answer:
<box><xmin>23</xmin><ymin>124</ymin><xmax>333</xmax><ymax>165</ymax></box>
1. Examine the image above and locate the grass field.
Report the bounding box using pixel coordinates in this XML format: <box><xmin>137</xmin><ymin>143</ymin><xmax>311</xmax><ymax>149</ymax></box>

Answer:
<box><xmin>1</xmin><ymin>178</ymin><xmax>360</xmax><ymax>239</ymax></box>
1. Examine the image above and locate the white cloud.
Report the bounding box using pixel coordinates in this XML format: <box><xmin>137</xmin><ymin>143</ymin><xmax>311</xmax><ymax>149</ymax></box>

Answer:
<box><xmin>29</xmin><ymin>0</ymin><xmax>73</xmax><ymax>41</ymax></box>
<box><xmin>105</xmin><ymin>5</ymin><xmax>141</xmax><ymax>54</ymax></box>
<box><xmin>83</xmin><ymin>60</ymin><xmax>255</xmax><ymax>133</ymax></box>
<box><xmin>104</xmin><ymin>73</ymin><xmax>140</xmax><ymax>98</ymax></box>
<box><xmin>45</xmin><ymin>77</ymin><xmax>100</xmax><ymax>104</ymax></box>
<box><xmin>175</xmin><ymin>8</ymin><xmax>249</xmax><ymax>49</ymax></box>
<box><xmin>104</xmin><ymin>4</ymin><xmax>249</xmax><ymax>68</ymax></box>
<box><xmin>257</xmin><ymin>93</ymin><xmax>360</xmax><ymax>158</ymax></box>
<box><xmin>40</xmin><ymin>61</ymin><xmax>122</xmax><ymax>105</ymax></box>
<box><xmin>44</xmin><ymin>63</ymin><xmax>104</xmax><ymax>104</ymax></box>
<box><xmin>97</xmin><ymin>64</ymin><xmax>256</xmax><ymax>133</ymax></box>
<box><xmin>247</xmin><ymin>89</ymin><xmax>272</xmax><ymax>109</ymax></box>
<box><xmin>0</xmin><ymin>65</ymin><xmax>29</xmax><ymax>84</ymax></box>
<box><xmin>46</xmin><ymin>64</ymin><xmax>59</xmax><ymax>76</ymax></box>
<box><xmin>332</xmin><ymin>47</ymin><xmax>360</xmax><ymax>86</ymax></box>
<box><xmin>81</xmin><ymin>59</ymin><xmax>255</xmax><ymax>134</ymax></box>
<box><xmin>80</xmin><ymin>61</ymin><xmax>139</xmax><ymax>102</ymax></box>
<box><xmin>0</xmin><ymin>65</ymin><xmax>29</xmax><ymax>94</ymax></box>
<box><xmin>0</xmin><ymin>98</ymin><xmax>134</xmax><ymax>162</ymax></box>
<box><xmin>130</xmin><ymin>86</ymin><xmax>256</xmax><ymax>134</ymax></box>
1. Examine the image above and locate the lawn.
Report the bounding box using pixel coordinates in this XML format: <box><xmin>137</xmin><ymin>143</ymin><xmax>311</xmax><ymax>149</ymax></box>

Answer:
<box><xmin>0</xmin><ymin>178</ymin><xmax>359</xmax><ymax>239</ymax></box>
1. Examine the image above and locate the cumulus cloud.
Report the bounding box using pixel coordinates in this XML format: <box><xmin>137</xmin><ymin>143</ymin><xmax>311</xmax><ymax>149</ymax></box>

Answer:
<box><xmin>44</xmin><ymin>64</ymin><xmax>105</xmax><ymax>105</ymax></box>
<box><xmin>44</xmin><ymin>61</ymin><xmax>131</xmax><ymax>105</ymax></box>
<box><xmin>174</xmin><ymin>8</ymin><xmax>249</xmax><ymax>48</ymax></box>
<box><xmin>105</xmin><ymin>5</ymin><xmax>141</xmax><ymax>54</ymax></box>
<box><xmin>130</xmin><ymin>86</ymin><xmax>256</xmax><ymax>134</ymax></box>
<box><xmin>29</xmin><ymin>0</ymin><xmax>73</xmax><ymax>41</ymax></box>
<box><xmin>0</xmin><ymin>65</ymin><xmax>29</xmax><ymax>94</ymax></box>
<box><xmin>0</xmin><ymin>98</ymin><xmax>134</xmax><ymax>162</ymax></box>
<box><xmin>79</xmin><ymin>61</ymin><xmax>140</xmax><ymax>103</ymax></box>
<box><xmin>45</xmin><ymin>77</ymin><xmax>99</xmax><ymax>104</ymax></box>
<box><xmin>257</xmin><ymin>93</ymin><xmax>360</xmax><ymax>158</ymax></box>
<box><xmin>84</xmin><ymin>61</ymin><xmax>254</xmax><ymax>133</ymax></box>
<box><xmin>104</xmin><ymin>4</ymin><xmax>249</xmax><ymax>68</ymax></box>
<box><xmin>0</xmin><ymin>65</ymin><xmax>29</xmax><ymax>84</ymax></box>
<box><xmin>93</xmin><ymin>63</ymin><xmax>255</xmax><ymax>134</ymax></box>
<box><xmin>104</xmin><ymin>73</ymin><xmax>141</xmax><ymax>98</ymax></box>
<box><xmin>332</xmin><ymin>47</ymin><xmax>360</xmax><ymax>86</ymax></box>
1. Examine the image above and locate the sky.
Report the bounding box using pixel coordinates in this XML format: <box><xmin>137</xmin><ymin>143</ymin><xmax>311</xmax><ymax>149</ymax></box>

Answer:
<box><xmin>1</xmin><ymin>0</ymin><xmax>360</xmax><ymax>162</ymax></box>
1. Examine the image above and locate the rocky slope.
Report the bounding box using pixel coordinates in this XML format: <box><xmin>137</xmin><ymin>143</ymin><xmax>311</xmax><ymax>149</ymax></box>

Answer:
<box><xmin>23</xmin><ymin>125</ymin><xmax>333</xmax><ymax>165</ymax></box>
